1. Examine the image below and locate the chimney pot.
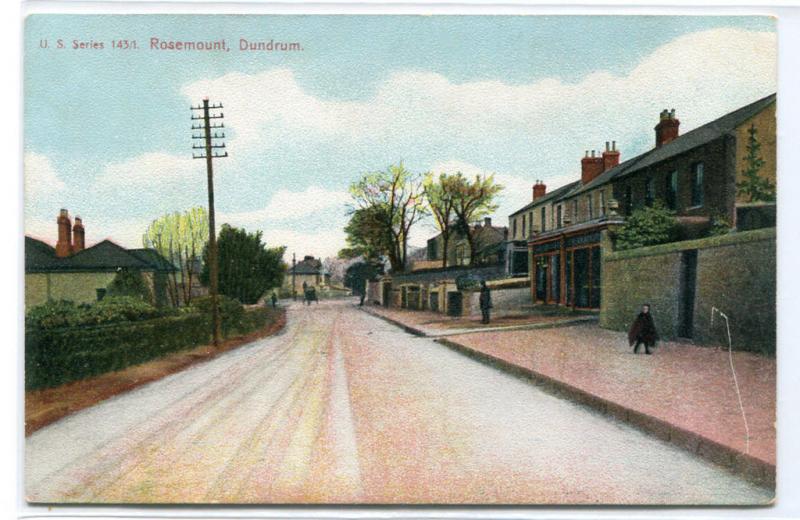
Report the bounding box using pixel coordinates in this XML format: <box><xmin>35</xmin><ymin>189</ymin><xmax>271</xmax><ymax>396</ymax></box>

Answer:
<box><xmin>655</xmin><ymin>108</ymin><xmax>680</xmax><ymax>147</ymax></box>
<box><xmin>72</xmin><ymin>216</ymin><xmax>85</xmax><ymax>253</ymax></box>
<box><xmin>55</xmin><ymin>209</ymin><xmax>73</xmax><ymax>257</ymax></box>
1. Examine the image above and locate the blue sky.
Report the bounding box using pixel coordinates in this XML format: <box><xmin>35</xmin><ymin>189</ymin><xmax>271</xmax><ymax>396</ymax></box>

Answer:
<box><xmin>24</xmin><ymin>15</ymin><xmax>776</xmax><ymax>258</ymax></box>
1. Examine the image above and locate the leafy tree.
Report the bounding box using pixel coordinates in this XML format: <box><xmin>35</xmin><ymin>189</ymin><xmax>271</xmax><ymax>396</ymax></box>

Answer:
<box><xmin>423</xmin><ymin>172</ymin><xmax>458</xmax><ymax>268</ymax></box>
<box><xmin>348</xmin><ymin>163</ymin><xmax>427</xmax><ymax>272</ymax></box>
<box><xmin>339</xmin><ymin>205</ymin><xmax>394</xmax><ymax>262</ymax></box>
<box><xmin>737</xmin><ymin>124</ymin><xmax>775</xmax><ymax>202</ymax></box>
<box><xmin>343</xmin><ymin>261</ymin><xmax>383</xmax><ymax>297</ymax></box>
<box><xmin>201</xmin><ymin>224</ymin><xmax>286</xmax><ymax>304</ymax></box>
<box><xmin>106</xmin><ymin>268</ymin><xmax>152</xmax><ymax>301</ymax></box>
<box><xmin>448</xmin><ymin>172</ymin><xmax>503</xmax><ymax>265</ymax></box>
<box><xmin>143</xmin><ymin>207</ymin><xmax>209</xmax><ymax>306</ymax></box>
<box><xmin>614</xmin><ymin>201</ymin><xmax>680</xmax><ymax>250</ymax></box>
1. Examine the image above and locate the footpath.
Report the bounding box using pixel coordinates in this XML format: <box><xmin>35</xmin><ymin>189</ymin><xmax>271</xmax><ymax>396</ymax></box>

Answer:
<box><xmin>363</xmin><ymin>305</ymin><xmax>776</xmax><ymax>488</ymax></box>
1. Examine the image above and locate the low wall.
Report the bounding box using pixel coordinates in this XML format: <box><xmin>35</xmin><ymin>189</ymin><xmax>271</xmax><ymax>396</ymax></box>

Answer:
<box><xmin>601</xmin><ymin>228</ymin><xmax>775</xmax><ymax>353</ymax></box>
<box><xmin>466</xmin><ymin>287</ymin><xmax>531</xmax><ymax>316</ymax></box>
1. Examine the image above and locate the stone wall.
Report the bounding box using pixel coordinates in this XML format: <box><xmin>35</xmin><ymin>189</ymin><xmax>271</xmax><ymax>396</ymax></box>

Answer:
<box><xmin>601</xmin><ymin>228</ymin><xmax>775</xmax><ymax>353</ymax></box>
<box><xmin>465</xmin><ymin>287</ymin><xmax>531</xmax><ymax>316</ymax></box>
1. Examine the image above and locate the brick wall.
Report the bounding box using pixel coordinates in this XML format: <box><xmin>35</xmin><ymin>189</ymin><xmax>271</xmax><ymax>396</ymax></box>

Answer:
<box><xmin>601</xmin><ymin>228</ymin><xmax>775</xmax><ymax>353</ymax></box>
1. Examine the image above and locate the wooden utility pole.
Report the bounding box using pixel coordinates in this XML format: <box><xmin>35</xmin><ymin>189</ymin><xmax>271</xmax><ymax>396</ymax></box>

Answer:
<box><xmin>292</xmin><ymin>252</ymin><xmax>297</xmax><ymax>301</ymax></box>
<box><xmin>191</xmin><ymin>98</ymin><xmax>227</xmax><ymax>346</ymax></box>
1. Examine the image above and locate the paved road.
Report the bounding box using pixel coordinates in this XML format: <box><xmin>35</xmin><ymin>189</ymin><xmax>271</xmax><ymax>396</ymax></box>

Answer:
<box><xmin>26</xmin><ymin>300</ymin><xmax>772</xmax><ymax>504</ymax></box>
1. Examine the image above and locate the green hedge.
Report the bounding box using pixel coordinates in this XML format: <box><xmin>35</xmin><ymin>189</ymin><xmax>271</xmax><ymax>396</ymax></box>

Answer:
<box><xmin>25</xmin><ymin>307</ymin><xmax>279</xmax><ymax>390</ymax></box>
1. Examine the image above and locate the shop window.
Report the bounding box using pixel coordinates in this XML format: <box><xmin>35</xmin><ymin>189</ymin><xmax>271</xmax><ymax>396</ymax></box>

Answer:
<box><xmin>590</xmin><ymin>246</ymin><xmax>601</xmax><ymax>308</ymax></box>
<box><xmin>550</xmin><ymin>254</ymin><xmax>560</xmax><ymax>303</ymax></box>
<box><xmin>535</xmin><ymin>257</ymin><xmax>547</xmax><ymax>301</ymax></box>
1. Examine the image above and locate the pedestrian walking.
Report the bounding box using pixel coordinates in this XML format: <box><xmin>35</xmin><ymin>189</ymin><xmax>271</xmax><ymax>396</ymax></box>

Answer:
<box><xmin>479</xmin><ymin>281</ymin><xmax>492</xmax><ymax>324</ymax></box>
<box><xmin>270</xmin><ymin>292</ymin><xmax>278</xmax><ymax>309</ymax></box>
<box><xmin>628</xmin><ymin>303</ymin><xmax>658</xmax><ymax>354</ymax></box>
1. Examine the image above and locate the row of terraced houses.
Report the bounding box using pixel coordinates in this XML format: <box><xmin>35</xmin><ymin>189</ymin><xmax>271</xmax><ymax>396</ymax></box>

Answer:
<box><xmin>370</xmin><ymin>93</ymin><xmax>776</xmax><ymax>350</ymax></box>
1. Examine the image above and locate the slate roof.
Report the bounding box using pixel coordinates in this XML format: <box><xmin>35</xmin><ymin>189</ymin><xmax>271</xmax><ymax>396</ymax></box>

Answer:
<box><xmin>509</xmin><ymin>180</ymin><xmax>581</xmax><ymax>217</ymax></box>
<box><xmin>290</xmin><ymin>256</ymin><xmax>323</xmax><ymax>275</ymax></box>
<box><xmin>565</xmin><ymin>93</ymin><xmax>776</xmax><ymax>199</ymax></box>
<box><xmin>25</xmin><ymin>236</ymin><xmax>176</xmax><ymax>274</ymax></box>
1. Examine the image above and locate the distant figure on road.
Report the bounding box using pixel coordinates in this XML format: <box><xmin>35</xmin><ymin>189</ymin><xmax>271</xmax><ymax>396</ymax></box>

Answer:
<box><xmin>270</xmin><ymin>292</ymin><xmax>278</xmax><ymax>309</ymax></box>
<box><xmin>479</xmin><ymin>281</ymin><xmax>492</xmax><ymax>324</ymax></box>
<box><xmin>629</xmin><ymin>303</ymin><xmax>658</xmax><ymax>355</ymax></box>
<box><xmin>304</xmin><ymin>286</ymin><xmax>318</xmax><ymax>305</ymax></box>
<box><xmin>359</xmin><ymin>288</ymin><xmax>366</xmax><ymax>306</ymax></box>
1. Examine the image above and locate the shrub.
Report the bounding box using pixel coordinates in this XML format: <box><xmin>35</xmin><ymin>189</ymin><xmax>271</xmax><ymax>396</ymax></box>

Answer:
<box><xmin>26</xmin><ymin>297</ymin><xmax>171</xmax><ymax>330</ymax></box>
<box><xmin>708</xmin><ymin>215</ymin><xmax>732</xmax><ymax>237</ymax></box>
<box><xmin>614</xmin><ymin>201</ymin><xmax>680</xmax><ymax>251</ymax></box>
<box><xmin>25</xmin><ymin>306</ymin><xmax>282</xmax><ymax>390</ymax></box>
<box><xmin>106</xmin><ymin>268</ymin><xmax>152</xmax><ymax>301</ymax></box>
<box><xmin>189</xmin><ymin>295</ymin><xmax>245</xmax><ymax>336</ymax></box>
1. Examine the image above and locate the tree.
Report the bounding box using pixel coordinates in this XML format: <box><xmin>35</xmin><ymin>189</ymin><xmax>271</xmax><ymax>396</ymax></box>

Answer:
<box><xmin>736</xmin><ymin>123</ymin><xmax>775</xmax><ymax>203</ymax></box>
<box><xmin>344</xmin><ymin>261</ymin><xmax>383</xmax><ymax>297</ymax></box>
<box><xmin>614</xmin><ymin>201</ymin><xmax>680</xmax><ymax>251</ymax></box>
<box><xmin>339</xmin><ymin>205</ymin><xmax>394</xmax><ymax>262</ymax></box>
<box><xmin>143</xmin><ymin>208</ymin><xmax>209</xmax><ymax>306</ymax></box>
<box><xmin>201</xmin><ymin>224</ymin><xmax>286</xmax><ymax>304</ymax></box>
<box><xmin>423</xmin><ymin>172</ymin><xmax>458</xmax><ymax>268</ymax></box>
<box><xmin>106</xmin><ymin>268</ymin><xmax>152</xmax><ymax>301</ymax></box>
<box><xmin>448</xmin><ymin>172</ymin><xmax>503</xmax><ymax>265</ymax></box>
<box><xmin>348</xmin><ymin>163</ymin><xmax>427</xmax><ymax>272</ymax></box>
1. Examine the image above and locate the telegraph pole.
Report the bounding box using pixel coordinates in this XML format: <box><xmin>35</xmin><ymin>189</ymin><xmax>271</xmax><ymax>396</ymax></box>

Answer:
<box><xmin>191</xmin><ymin>98</ymin><xmax>227</xmax><ymax>346</ymax></box>
<box><xmin>292</xmin><ymin>252</ymin><xmax>297</xmax><ymax>301</ymax></box>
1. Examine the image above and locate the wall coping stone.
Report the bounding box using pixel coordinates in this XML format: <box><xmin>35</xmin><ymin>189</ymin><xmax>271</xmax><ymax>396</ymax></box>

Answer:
<box><xmin>606</xmin><ymin>227</ymin><xmax>775</xmax><ymax>262</ymax></box>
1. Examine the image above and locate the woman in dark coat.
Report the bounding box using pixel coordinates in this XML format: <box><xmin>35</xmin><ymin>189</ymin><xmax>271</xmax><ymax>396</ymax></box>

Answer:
<box><xmin>628</xmin><ymin>303</ymin><xmax>658</xmax><ymax>354</ymax></box>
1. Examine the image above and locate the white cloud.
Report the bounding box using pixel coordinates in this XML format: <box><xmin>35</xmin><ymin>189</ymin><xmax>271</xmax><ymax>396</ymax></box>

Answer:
<box><xmin>24</xmin><ymin>152</ymin><xmax>65</xmax><ymax>198</ymax></box>
<box><xmin>260</xmin><ymin>227</ymin><xmax>347</xmax><ymax>261</ymax></box>
<box><xmin>180</xmin><ymin>28</ymin><xmax>775</xmax><ymax>164</ymax></box>
<box><xmin>222</xmin><ymin>186</ymin><xmax>350</xmax><ymax>225</ymax></box>
<box><xmin>95</xmin><ymin>152</ymin><xmax>197</xmax><ymax>188</ymax></box>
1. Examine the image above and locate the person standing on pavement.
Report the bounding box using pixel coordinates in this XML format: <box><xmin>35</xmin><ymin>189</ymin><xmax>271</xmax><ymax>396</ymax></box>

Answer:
<box><xmin>479</xmin><ymin>280</ymin><xmax>492</xmax><ymax>324</ymax></box>
<box><xmin>270</xmin><ymin>292</ymin><xmax>278</xmax><ymax>309</ymax></box>
<box><xmin>629</xmin><ymin>303</ymin><xmax>658</xmax><ymax>354</ymax></box>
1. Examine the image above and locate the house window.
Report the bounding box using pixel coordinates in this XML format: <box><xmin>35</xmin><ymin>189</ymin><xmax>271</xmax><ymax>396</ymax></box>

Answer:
<box><xmin>624</xmin><ymin>185</ymin><xmax>633</xmax><ymax>216</ymax></box>
<box><xmin>572</xmin><ymin>199</ymin><xmax>579</xmax><ymax>223</ymax></box>
<box><xmin>529</xmin><ymin>211</ymin><xmax>534</xmax><ymax>236</ymax></box>
<box><xmin>557</xmin><ymin>205</ymin><xmax>563</xmax><ymax>228</ymax></box>
<box><xmin>512</xmin><ymin>218</ymin><xmax>517</xmax><ymax>239</ymax></box>
<box><xmin>691</xmin><ymin>163</ymin><xmax>704</xmax><ymax>207</ymax></box>
<box><xmin>666</xmin><ymin>171</ymin><xmax>678</xmax><ymax>210</ymax></box>
<box><xmin>586</xmin><ymin>195</ymin><xmax>593</xmax><ymax>220</ymax></box>
<box><xmin>645</xmin><ymin>177</ymin><xmax>655</xmax><ymax>207</ymax></box>
<box><xmin>599</xmin><ymin>191</ymin><xmax>606</xmax><ymax>217</ymax></box>
<box><xmin>521</xmin><ymin>214</ymin><xmax>526</xmax><ymax>238</ymax></box>
<box><xmin>540</xmin><ymin>207</ymin><xmax>547</xmax><ymax>232</ymax></box>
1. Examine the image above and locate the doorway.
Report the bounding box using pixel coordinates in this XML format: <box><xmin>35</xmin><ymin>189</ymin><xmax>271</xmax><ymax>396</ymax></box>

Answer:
<box><xmin>678</xmin><ymin>250</ymin><xmax>698</xmax><ymax>338</ymax></box>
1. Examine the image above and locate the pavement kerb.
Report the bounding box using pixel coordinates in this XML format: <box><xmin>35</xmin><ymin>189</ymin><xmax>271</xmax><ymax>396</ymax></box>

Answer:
<box><xmin>360</xmin><ymin>306</ymin><xmax>597</xmax><ymax>337</ymax></box>
<box><xmin>432</xmin><ymin>337</ymin><xmax>775</xmax><ymax>490</ymax></box>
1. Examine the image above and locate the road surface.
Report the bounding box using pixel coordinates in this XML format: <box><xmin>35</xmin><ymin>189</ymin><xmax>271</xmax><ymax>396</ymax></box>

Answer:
<box><xmin>26</xmin><ymin>300</ymin><xmax>772</xmax><ymax>504</ymax></box>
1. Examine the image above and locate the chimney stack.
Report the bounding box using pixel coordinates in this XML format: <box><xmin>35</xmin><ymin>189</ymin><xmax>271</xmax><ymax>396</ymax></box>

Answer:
<box><xmin>655</xmin><ymin>108</ymin><xmax>680</xmax><ymax>147</ymax></box>
<box><xmin>55</xmin><ymin>209</ymin><xmax>73</xmax><ymax>258</ymax></box>
<box><xmin>532</xmin><ymin>180</ymin><xmax>547</xmax><ymax>200</ymax></box>
<box><xmin>581</xmin><ymin>149</ymin><xmax>605</xmax><ymax>184</ymax></box>
<box><xmin>602</xmin><ymin>140</ymin><xmax>621</xmax><ymax>171</ymax></box>
<box><xmin>72</xmin><ymin>216</ymin><xmax>85</xmax><ymax>252</ymax></box>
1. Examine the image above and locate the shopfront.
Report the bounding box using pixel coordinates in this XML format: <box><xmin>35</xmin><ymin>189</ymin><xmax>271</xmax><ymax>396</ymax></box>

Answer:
<box><xmin>530</xmin><ymin>225</ymin><xmax>613</xmax><ymax>310</ymax></box>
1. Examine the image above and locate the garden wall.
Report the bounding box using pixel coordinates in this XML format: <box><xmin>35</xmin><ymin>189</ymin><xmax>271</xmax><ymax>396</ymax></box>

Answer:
<box><xmin>601</xmin><ymin>228</ymin><xmax>775</xmax><ymax>353</ymax></box>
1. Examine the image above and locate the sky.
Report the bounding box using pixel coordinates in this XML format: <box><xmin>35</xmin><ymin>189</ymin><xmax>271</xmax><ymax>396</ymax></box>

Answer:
<box><xmin>23</xmin><ymin>15</ymin><xmax>776</xmax><ymax>259</ymax></box>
